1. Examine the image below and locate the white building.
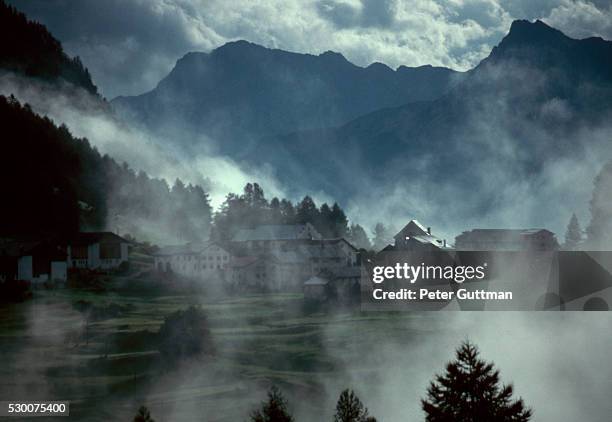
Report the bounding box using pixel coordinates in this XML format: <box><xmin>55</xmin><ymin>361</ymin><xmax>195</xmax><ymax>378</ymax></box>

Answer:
<box><xmin>153</xmin><ymin>242</ymin><xmax>231</xmax><ymax>279</ymax></box>
<box><xmin>393</xmin><ymin>220</ymin><xmax>450</xmax><ymax>251</ymax></box>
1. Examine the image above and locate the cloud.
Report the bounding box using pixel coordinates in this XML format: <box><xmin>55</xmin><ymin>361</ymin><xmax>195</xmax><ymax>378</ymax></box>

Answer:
<box><xmin>9</xmin><ymin>0</ymin><xmax>612</xmax><ymax>98</ymax></box>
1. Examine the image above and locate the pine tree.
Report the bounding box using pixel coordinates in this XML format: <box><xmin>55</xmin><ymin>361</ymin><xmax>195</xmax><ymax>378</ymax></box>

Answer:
<box><xmin>422</xmin><ymin>341</ymin><xmax>532</xmax><ymax>422</ymax></box>
<box><xmin>279</xmin><ymin>199</ymin><xmax>296</xmax><ymax>224</ymax></box>
<box><xmin>330</xmin><ymin>203</ymin><xmax>349</xmax><ymax>238</ymax></box>
<box><xmin>133</xmin><ymin>406</ymin><xmax>154</xmax><ymax>422</ymax></box>
<box><xmin>251</xmin><ymin>386</ymin><xmax>294</xmax><ymax>422</ymax></box>
<box><xmin>333</xmin><ymin>389</ymin><xmax>377</xmax><ymax>422</ymax></box>
<box><xmin>296</xmin><ymin>196</ymin><xmax>319</xmax><ymax>225</ymax></box>
<box><xmin>564</xmin><ymin>213</ymin><xmax>582</xmax><ymax>250</ymax></box>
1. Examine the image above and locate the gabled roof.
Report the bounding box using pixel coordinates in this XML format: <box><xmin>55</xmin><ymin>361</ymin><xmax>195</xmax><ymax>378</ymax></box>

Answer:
<box><xmin>304</xmin><ymin>276</ymin><xmax>329</xmax><ymax>286</ymax></box>
<box><xmin>394</xmin><ymin>220</ymin><xmax>429</xmax><ymax>239</ymax></box>
<box><xmin>456</xmin><ymin>229</ymin><xmax>555</xmax><ymax>241</ymax></box>
<box><xmin>409</xmin><ymin>235</ymin><xmax>448</xmax><ymax>248</ymax></box>
<box><xmin>71</xmin><ymin>232</ymin><xmax>130</xmax><ymax>245</ymax></box>
<box><xmin>0</xmin><ymin>239</ymin><xmax>66</xmax><ymax>259</ymax></box>
<box><xmin>232</xmin><ymin>224</ymin><xmax>320</xmax><ymax>242</ymax></box>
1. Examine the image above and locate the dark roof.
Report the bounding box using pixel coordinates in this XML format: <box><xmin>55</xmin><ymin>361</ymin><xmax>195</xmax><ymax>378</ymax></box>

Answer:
<box><xmin>232</xmin><ymin>224</ymin><xmax>321</xmax><ymax>241</ymax></box>
<box><xmin>71</xmin><ymin>232</ymin><xmax>130</xmax><ymax>245</ymax></box>
<box><xmin>304</xmin><ymin>276</ymin><xmax>329</xmax><ymax>286</ymax></box>
<box><xmin>0</xmin><ymin>239</ymin><xmax>66</xmax><ymax>259</ymax></box>
<box><xmin>456</xmin><ymin>229</ymin><xmax>555</xmax><ymax>241</ymax></box>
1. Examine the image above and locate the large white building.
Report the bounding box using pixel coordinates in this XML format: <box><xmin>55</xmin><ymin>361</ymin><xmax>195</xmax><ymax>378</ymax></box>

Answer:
<box><xmin>153</xmin><ymin>242</ymin><xmax>231</xmax><ymax>279</ymax></box>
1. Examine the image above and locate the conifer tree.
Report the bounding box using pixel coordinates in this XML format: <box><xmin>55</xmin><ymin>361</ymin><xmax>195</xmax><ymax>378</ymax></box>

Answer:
<box><xmin>251</xmin><ymin>386</ymin><xmax>294</xmax><ymax>422</ymax></box>
<box><xmin>133</xmin><ymin>406</ymin><xmax>154</xmax><ymax>422</ymax></box>
<box><xmin>333</xmin><ymin>389</ymin><xmax>377</xmax><ymax>422</ymax></box>
<box><xmin>564</xmin><ymin>213</ymin><xmax>582</xmax><ymax>250</ymax></box>
<box><xmin>422</xmin><ymin>341</ymin><xmax>532</xmax><ymax>422</ymax></box>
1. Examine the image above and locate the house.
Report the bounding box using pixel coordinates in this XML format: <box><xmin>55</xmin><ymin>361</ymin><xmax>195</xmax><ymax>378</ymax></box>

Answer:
<box><xmin>393</xmin><ymin>220</ymin><xmax>450</xmax><ymax>251</ymax></box>
<box><xmin>67</xmin><ymin>232</ymin><xmax>130</xmax><ymax>270</ymax></box>
<box><xmin>454</xmin><ymin>229</ymin><xmax>559</xmax><ymax>251</ymax></box>
<box><xmin>153</xmin><ymin>242</ymin><xmax>231</xmax><ymax>279</ymax></box>
<box><xmin>303</xmin><ymin>276</ymin><xmax>329</xmax><ymax>301</ymax></box>
<box><xmin>0</xmin><ymin>239</ymin><xmax>67</xmax><ymax>284</ymax></box>
<box><xmin>229</xmin><ymin>255</ymin><xmax>282</xmax><ymax>291</ymax></box>
<box><xmin>232</xmin><ymin>223</ymin><xmax>322</xmax><ymax>251</ymax></box>
<box><xmin>303</xmin><ymin>266</ymin><xmax>363</xmax><ymax>303</ymax></box>
<box><xmin>293</xmin><ymin>238</ymin><xmax>359</xmax><ymax>272</ymax></box>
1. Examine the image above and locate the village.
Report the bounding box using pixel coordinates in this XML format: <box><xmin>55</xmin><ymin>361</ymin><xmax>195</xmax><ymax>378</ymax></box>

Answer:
<box><xmin>0</xmin><ymin>219</ymin><xmax>559</xmax><ymax>303</ymax></box>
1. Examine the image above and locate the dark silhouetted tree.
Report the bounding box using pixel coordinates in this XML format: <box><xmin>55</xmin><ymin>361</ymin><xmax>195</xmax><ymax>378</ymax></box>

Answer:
<box><xmin>334</xmin><ymin>389</ymin><xmax>377</xmax><ymax>422</ymax></box>
<box><xmin>279</xmin><ymin>199</ymin><xmax>296</xmax><ymax>224</ymax></box>
<box><xmin>133</xmin><ymin>406</ymin><xmax>154</xmax><ymax>422</ymax></box>
<box><xmin>296</xmin><ymin>196</ymin><xmax>319</xmax><ymax>225</ymax></box>
<box><xmin>564</xmin><ymin>213</ymin><xmax>582</xmax><ymax>250</ymax></box>
<box><xmin>422</xmin><ymin>341</ymin><xmax>532</xmax><ymax>422</ymax></box>
<box><xmin>250</xmin><ymin>386</ymin><xmax>293</xmax><ymax>422</ymax></box>
<box><xmin>330</xmin><ymin>203</ymin><xmax>348</xmax><ymax>238</ymax></box>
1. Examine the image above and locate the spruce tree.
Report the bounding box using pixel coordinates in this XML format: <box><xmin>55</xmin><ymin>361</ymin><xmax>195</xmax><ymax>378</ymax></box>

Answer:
<box><xmin>422</xmin><ymin>341</ymin><xmax>532</xmax><ymax>422</ymax></box>
<box><xmin>251</xmin><ymin>386</ymin><xmax>294</xmax><ymax>422</ymax></box>
<box><xmin>333</xmin><ymin>389</ymin><xmax>377</xmax><ymax>422</ymax></box>
<box><xmin>564</xmin><ymin>213</ymin><xmax>582</xmax><ymax>250</ymax></box>
<box><xmin>133</xmin><ymin>406</ymin><xmax>154</xmax><ymax>422</ymax></box>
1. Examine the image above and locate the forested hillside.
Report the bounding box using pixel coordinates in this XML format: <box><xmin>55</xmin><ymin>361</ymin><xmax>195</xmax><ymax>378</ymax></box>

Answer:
<box><xmin>0</xmin><ymin>1</ymin><xmax>97</xmax><ymax>95</ymax></box>
<box><xmin>0</xmin><ymin>94</ymin><xmax>212</xmax><ymax>241</ymax></box>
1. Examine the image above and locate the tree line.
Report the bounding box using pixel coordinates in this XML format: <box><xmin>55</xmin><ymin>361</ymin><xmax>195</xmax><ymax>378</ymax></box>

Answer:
<box><xmin>133</xmin><ymin>341</ymin><xmax>531</xmax><ymax>422</ymax></box>
<box><xmin>0</xmin><ymin>94</ymin><xmax>211</xmax><ymax>242</ymax></box>
<box><xmin>0</xmin><ymin>94</ymin><xmax>389</xmax><ymax>248</ymax></box>
<box><xmin>0</xmin><ymin>0</ymin><xmax>98</xmax><ymax>95</ymax></box>
<box><xmin>212</xmin><ymin>182</ymin><xmax>380</xmax><ymax>249</ymax></box>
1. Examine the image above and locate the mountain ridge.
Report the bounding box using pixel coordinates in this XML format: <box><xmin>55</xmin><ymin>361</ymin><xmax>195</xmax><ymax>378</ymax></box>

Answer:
<box><xmin>111</xmin><ymin>39</ymin><xmax>463</xmax><ymax>154</ymax></box>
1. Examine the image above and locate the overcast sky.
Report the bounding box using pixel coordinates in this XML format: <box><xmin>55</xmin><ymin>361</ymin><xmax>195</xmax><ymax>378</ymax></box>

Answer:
<box><xmin>10</xmin><ymin>0</ymin><xmax>612</xmax><ymax>98</ymax></box>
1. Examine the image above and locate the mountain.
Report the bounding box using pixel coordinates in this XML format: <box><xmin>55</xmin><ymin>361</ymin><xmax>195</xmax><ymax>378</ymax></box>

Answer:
<box><xmin>249</xmin><ymin>20</ymin><xmax>612</xmax><ymax>203</ymax></box>
<box><xmin>0</xmin><ymin>0</ymin><xmax>97</xmax><ymax>95</ymax></box>
<box><xmin>111</xmin><ymin>40</ymin><xmax>461</xmax><ymax>153</ymax></box>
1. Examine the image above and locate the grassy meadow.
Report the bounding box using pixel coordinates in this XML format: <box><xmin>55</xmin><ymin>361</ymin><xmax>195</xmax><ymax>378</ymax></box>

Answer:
<box><xmin>0</xmin><ymin>277</ymin><xmax>445</xmax><ymax>421</ymax></box>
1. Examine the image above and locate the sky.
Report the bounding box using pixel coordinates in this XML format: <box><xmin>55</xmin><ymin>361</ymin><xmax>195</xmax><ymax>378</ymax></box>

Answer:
<box><xmin>9</xmin><ymin>0</ymin><xmax>612</xmax><ymax>99</ymax></box>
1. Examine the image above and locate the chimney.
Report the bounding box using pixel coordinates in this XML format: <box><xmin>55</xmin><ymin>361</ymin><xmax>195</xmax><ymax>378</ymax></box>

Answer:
<box><xmin>443</xmin><ymin>239</ymin><xmax>447</xmax><ymax>247</ymax></box>
<box><xmin>427</xmin><ymin>227</ymin><xmax>431</xmax><ymax>235</ymax></box>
